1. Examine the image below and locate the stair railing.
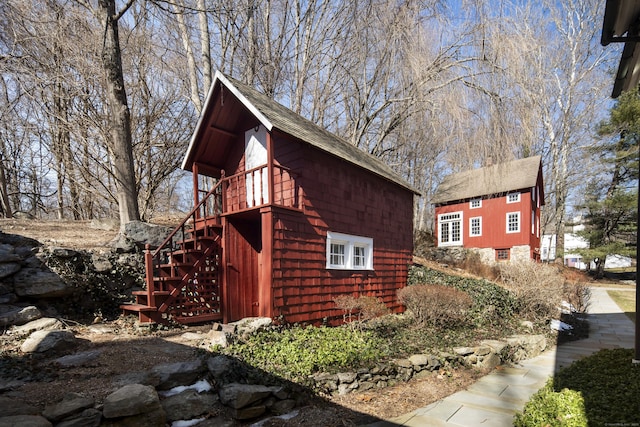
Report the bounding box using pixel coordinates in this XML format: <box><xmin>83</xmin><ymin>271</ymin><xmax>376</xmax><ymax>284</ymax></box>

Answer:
<box><xmin>143</xmin><ymin>175</ymin><xmax>225</xmax><ymax>309</ymax></box>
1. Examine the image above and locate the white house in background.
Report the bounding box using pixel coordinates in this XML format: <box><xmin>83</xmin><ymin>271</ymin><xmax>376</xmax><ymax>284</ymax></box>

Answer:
<box><xmin>541</xmin><ymin>233</ymin><xmax>632</xmax><ymax>269</ymax></box>
<box><xmin>541</xmin><ymin>233</ymin><xmax>589</xmax><ymax>268</ymax></box>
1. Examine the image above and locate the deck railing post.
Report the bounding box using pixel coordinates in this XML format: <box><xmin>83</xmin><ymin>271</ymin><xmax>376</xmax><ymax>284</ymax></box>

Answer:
<box><xmin>144</xmin><ymin>244</ymin><xmax>155</xmax><ymax>307</ymax></box>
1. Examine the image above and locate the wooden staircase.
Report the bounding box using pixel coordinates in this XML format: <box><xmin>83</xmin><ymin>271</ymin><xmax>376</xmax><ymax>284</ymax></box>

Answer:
<box><xmin>121</xmin><ymin>181</ymin><xmax>224</xmax><ymax>324</ymax></box>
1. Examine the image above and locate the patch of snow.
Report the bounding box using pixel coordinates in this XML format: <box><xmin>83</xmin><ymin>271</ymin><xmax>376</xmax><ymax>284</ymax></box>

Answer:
<box><xmin>250</xmin><ymin>409</ymin><xmax>300</xmax><ymax>427</ymax></box>
<box><xmin>159</xmin><ymin>379</ymin><xmax>212</xmax><ymax>397</ymax></box>
<box><xmin>550</xmin><ymin>319</ymin><xmax>573</xmax><ymax>332</ymax></box>
<box><xmin>171</xmin><ymin>418</ymin><xmax>206</xmax><ymax>427</ymax></box>
<box><xmin>560</xmin><ymin>300</ymin><xmax>576</xmax><ymax>314</ymax></box>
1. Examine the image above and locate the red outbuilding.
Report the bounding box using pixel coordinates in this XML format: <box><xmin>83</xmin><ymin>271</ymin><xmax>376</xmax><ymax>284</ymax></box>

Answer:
<box><xmin>122</xmin><ymin>71</ymin><xmax>418</xmax><ymax>325</ymax></box>
<box><xmin>433</xmin><ymin>156</ymin><xmax>544</xmax><ymax>262</ymax></box>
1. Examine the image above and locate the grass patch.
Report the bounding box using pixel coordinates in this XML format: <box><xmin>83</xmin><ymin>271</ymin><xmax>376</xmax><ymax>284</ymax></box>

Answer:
<box><xmin>515</xmin><ymin>348</ymin><xmax>640</xmax><ymax>426</ymax></box>
<box><xmin>608</xmin><ymin>290</ymin><xmax>636</xmax><ymax>323</ymax></box>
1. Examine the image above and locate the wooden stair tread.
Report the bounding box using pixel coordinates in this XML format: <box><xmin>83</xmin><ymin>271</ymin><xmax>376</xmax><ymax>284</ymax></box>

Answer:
<box><xmin>132</xmin><ymin>290</ymin><xmax>170</xmax><ymax>296</ymax></box>
<box><xmin>120</xmin><ymin>303</ymin><xmax>157</xmax><ymax>312</ymax></box>
<box><xmin>152</xmin><ymin>276</ymin><xmax>182</xmax><ymax>281</ymax></box>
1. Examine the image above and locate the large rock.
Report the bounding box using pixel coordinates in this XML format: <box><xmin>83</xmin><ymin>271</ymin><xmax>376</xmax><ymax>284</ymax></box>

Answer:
<box><xmin>160</xmin><ymin>390</ymin><xmax>219</xmax><ymax>422</ymax></box>
<box><xmin>506</xmin><ymin>334</ymin><xmax>547</xmax><ymax>359</ymax></box>
<box><xmin>218</xmin><ymin>383</ymin><xmax>273</xmax><ymax>409</ymax></box>
<box><xmin>20</xmin><ymin>329</ymin><xmax>77</xmax><ymax>354</ymax></box>
<box><xmin>13</xmin><ymin>268</ymin><xmax>71</xmax><ymax>298</ymax></box>
<box><xmin>42</xmin><ymin>393</ymin><xmax>94</xmax><ymax>423</ymax></box>
<box><xmin>54</xmin><ymin>350</ymin><xmax>103</xmax><ymax>368</ymax></box>
<box><xmin>0</xmin><ymin>415</ymin><xmax>52</xmax><ymax>427</ymax></box>
<box><xmin>11</xmin><ymin>317</ymin><xmax>62</xmax><ymax>336</ymax></box>
<box><xmin>207</xmin><ymin>355</ymin><xmax>245</xmax><ymax>385</ymax></box>
<box><xmin>151</xmin><ymin>359</ymin><xmax>207</xmax><ymax>390</ymax></box>
<box><xmin>90</xmin><ymin>252</ymin><xmax>112</xmax><ymax>273</ymax></box>
<box><xmin>231</xmin><ymin>317</ymin><xmax>273</xmax><ymax>338</ymax></box>
<box><xmin>110</xmin><ymin>221</ymin><xmax>173</xmax><ymax>252</ymax></box>
<box><xmin>0</xmin><ymin>262</ymin><xmax>20</xmax><ymax>279</ymax></box>
<box><xmin>0</xmin><ymin>396</ymin><xmax>39</xmax><ymax>417</ymax></box>
<box><xmin>54</xmin><ymin>408</ymin><xmax>101</xmax><ymax>427</ymax></box>
<box><xmin>0</xmin><ymin>243</ymin><xmax>22</xmax><ymax>263</ymax></box>
<box><xmin>0</xmin><ymin>305</ymin><xmax>42</xmax><ymax>327</ymax></box>
<box><xmin>102</xmin><ymin>384</ymin><xmax>162</xmax><ymax>419</ymax></box>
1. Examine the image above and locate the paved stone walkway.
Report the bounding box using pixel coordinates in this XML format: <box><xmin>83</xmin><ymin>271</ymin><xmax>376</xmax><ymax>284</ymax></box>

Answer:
<box><xmin>367</xmin><ymin>287</ymin><xmax>636</xmax><ymax>427</ymax></box>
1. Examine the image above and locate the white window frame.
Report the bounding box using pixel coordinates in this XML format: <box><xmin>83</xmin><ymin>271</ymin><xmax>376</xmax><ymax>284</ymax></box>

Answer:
<box><xmin>438</xmin><ymin>212</ymin><xmax>463</xmax><ymax>246</ymax></box>
<box><xmin>531</xmin><ymin>209</ymin><xmax>535</xmax><ymax>234</ymax></box>
<box><xmin>326</xmin><ymin>232</ymin><xmax>373</xmax><ymax>270</ymax></box>
<box><xmin>470</xmin><ymin>198</ymin><xmax>482</xmax><ymax>209</ymax></box>
<box><xmin>507</xmin><ymin>192</ymin><xmax>521</xmax><ymax>203</ymax></box>
<box><xmin>469</xmin><ymin>216</ymin><xmax>482</xmax><ymax>237</ymax></box>
<box><xmin>506</xmin><ymin>211</ymin><xmax>520</xmax><ymax>233</ymax></box>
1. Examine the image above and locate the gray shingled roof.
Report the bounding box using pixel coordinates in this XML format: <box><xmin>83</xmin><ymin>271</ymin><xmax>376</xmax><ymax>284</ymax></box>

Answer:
<box><xmin>432</xmin><ymin>156</ymin><xmax>542</xmax><ymax>204</ymax></box>
<box><xmin>219</xmin><ymin>73</ymin><xmax>420</xmax><ymax>194</ymax></box>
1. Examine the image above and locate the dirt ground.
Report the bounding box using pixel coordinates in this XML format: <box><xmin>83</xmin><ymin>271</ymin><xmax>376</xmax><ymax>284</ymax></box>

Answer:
<box><xmin>1</xmin><ymin>321</ymin><xmax>481</xmax><ymax>425</ymax></box>
<box><xmin>0</xmin><ymin>218</ymin><xmax>484</xmax><ymax>425</ymax></box>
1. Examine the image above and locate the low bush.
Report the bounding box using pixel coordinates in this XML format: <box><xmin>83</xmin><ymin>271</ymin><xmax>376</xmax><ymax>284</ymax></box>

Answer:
<box><xmin>222</xmin><ymin>325</ymin><xmax>389</xmax><ymax>383</ymax></box>
<box><xmin>333</xmin><ymin>295</ymin><xmax>389</xmax><ymax>326</ymax></box>
<box><xmin>397</xmin><ymin>284</ymin><xmax>472</xmax><ymax>328</ymax></box>
<box><xmin>460</xmin><ymin>251</ymin><xmax>500</xmax><ymax>281</ymax></box>
<box><xmin>515</xmin><ymin>348</ymin><xmax>640</xmax><ymax>426</ymax></box>
<box><xmin>408</xmin><ymin>266</ymin><xmax>518</xmax><ymax>327</ymax></box>
<box><xmin>562</xmin><ymin>281</ymin><xmax>591</xmax><ymax>314</ymax></box>
<box><xmin>513</xmin><ymin>382</ymin><xmax>587</xmax><ymax>427</ymax></box>
<box><xmin>499</xmin><ymin>262</ymin><xmax>591</xmax><ymax>322</ymax></box>
<box><xmin>499</xmin><ymin>261</ymin><xmax>564</xmax><ymax>321</ymax></box>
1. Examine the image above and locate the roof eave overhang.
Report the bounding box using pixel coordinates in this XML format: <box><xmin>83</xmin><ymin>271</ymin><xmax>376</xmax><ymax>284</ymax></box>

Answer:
<box><xmin>601</xmin><ymin>0</ymin><xmax>640</xmax><ymax>98</ymax></box>
<box><xmin>180</xmin><ymin>71</ymin><xmax>273</xmax><ymax>171</ymax></box>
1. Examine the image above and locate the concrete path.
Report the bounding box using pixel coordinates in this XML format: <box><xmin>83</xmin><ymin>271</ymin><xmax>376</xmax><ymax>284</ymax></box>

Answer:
<box><xmin>367</xmin><ymin>287</ymin><xmax>636</xmax><ymax>427</ymax></box>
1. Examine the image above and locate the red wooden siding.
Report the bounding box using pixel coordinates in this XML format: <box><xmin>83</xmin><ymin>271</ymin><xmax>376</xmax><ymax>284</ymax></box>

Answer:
<box><xmin>270</xmin><ymin>136</ymin><xmax>413</xmax><ymax>324</ymax></box>
<box><xmin>435</xmin><ymin>183</ymin><xmax>542</xmax><ymax>259</ymax></box>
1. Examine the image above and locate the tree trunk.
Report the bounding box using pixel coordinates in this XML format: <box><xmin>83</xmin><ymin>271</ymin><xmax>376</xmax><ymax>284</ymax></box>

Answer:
<box><xmin>197</xmin><ymin>0</ymin><xmax>212</xmax><ymax>93</ymax></box>
<box><xmin>0</xmin><ymin>155</ymin><xmax>12</xmax><ymax>218</ymax></box>
<box><xmin>98</xmin><ymin>0</ymin><xmax>140</xmax><ymax>228</ymax></box>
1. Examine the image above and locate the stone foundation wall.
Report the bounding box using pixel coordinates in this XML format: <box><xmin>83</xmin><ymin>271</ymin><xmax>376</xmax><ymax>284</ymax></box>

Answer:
<box><xmin>473</xmin><ymin>245</ymin><xmax>532</xmax><ymax>265</ymax></box>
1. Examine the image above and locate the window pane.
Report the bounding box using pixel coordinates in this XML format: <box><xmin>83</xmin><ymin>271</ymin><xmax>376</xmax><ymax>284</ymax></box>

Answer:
<box><xmin>507</xmin><ymin>213</ymin><xmax>520</xmax><ymax>232</ymax></box>
<box><xmin>330</xmin><ymin>243</ymin><xmax>345</xmax><ymax>266</ymax></box>
<box><xmin>451</xmin><ymin>221</ymin><xmax>461</xmax><ymax>242</ymax></box>
<box><xmin>440</xmin><ymin>222</ymin><xmax>449</xmax><ymax>243</ymax></box>
<box><xmin>470</xmin><ymin>217</ymin><xmax>481</xmax><ymax>236</ymax></box>
<box><xmin>353</xmin><ymin>246</ymin><xmax>365</xmax><ymax>267</ymax></box>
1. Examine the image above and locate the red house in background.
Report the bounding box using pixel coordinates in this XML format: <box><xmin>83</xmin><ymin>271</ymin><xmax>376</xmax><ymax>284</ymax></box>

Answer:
<box><xmin>432</xmin><ymin>156</ymin><xmax>544</xmax><ymax>262</ymax></box>
<box><xmin>122</xmin><ymin>71</ymin><xmax>418</xmax><ymax>325</ymax></box>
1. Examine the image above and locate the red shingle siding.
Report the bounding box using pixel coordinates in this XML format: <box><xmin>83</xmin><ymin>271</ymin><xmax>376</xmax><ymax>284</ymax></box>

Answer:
<box><xmin>271</xmin><ymin>140</ymin><xmax>413</xmax><ymax>324</ymax></box>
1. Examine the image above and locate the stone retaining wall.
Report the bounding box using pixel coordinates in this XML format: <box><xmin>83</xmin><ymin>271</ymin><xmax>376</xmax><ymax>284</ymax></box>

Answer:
<box><xmin>310</xmin><ymin>334</ymin><xmax>547</xmax><ymax>396</ymax></box>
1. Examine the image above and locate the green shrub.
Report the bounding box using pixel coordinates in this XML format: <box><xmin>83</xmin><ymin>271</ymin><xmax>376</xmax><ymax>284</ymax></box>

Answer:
<box><xmin>397</xmin><ymin>284</ymin><xmax>472</xmax><ymax>328</ymax></box>
<box><xmin>516</xmin><ymin>348</ymin><xmax>640</xmax><ymax>426</ymax></box>
<box><xmin>221</xmin><ymin>325</ymin><xmax>389</xmax><ymax>383</ymax></box>
<box><xmin>514</xmin><ymin>382</ymin><xmax>587</xmax><ymax>427</ymax></box>
<box><xmin>408</xmin><ymin>266</ymin><xmax>518</xmax><ymax>327</ymax></box>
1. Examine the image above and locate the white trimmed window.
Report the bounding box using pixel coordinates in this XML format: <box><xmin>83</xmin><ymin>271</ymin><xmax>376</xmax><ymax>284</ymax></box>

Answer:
<box><xmin>507</xmin><ymin>212</ymin><xmax>520</xmax><ymax>233</ymax></box>
<box><xmin>507</xmin><ymin>192</ymin><xmax>521</xmax><ymax>203</ymax></box>
<box><xmin>470</xmin><ymin>217</ymin><xmax>482</xmax><ymax>237</ymax></box>
<box><xmin>438</xmin><ymin>212</ymin><xmax>462</xmax><ymax>246</ymax></box>
<box><xmin>326</xmin><ymin>232</ymin><xmax>373</xmax><ymax>270</ymax></box>
<box><xmin>470</xmin><ymin>199</ymin><xmax>482</xmax><ymax>209</ymax></box>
